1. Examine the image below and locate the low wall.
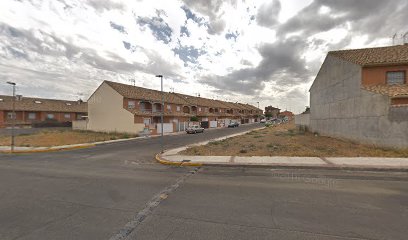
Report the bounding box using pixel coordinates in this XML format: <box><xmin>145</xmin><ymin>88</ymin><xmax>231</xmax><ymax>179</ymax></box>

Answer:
<box><xmin>295</xmin><ymin>114</ymin><xmax>310</xmax><ymax>128</ymax></box>
<box><xmin>72</xmin><ymin>120</ymin><xmax>88</xmax><ymax>131</ymax></box>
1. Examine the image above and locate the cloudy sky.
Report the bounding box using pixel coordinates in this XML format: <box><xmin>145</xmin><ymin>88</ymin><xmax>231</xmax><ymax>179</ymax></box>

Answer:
<box><xmin>0</xmin><ymin>0</ymin><xmax>407</xmax><ymax>113</ymax></box>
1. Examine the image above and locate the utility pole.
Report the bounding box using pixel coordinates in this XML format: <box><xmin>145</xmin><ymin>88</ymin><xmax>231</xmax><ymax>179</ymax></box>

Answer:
<box><xmin>6</xmin><ymin>82</ymin><xmax>16</xmax><ymax>153</ymax></box>
<box><xmin>155</xmin><ymin>75</ymin><xmax>164</xmax><ymax>153</ymax></box>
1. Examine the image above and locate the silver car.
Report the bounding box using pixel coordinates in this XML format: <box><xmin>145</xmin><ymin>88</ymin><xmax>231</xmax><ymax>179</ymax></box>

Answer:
<box><xmin>186</xmin><ymin>125</ymin><xmax>205</xmax><ymax>134</ymax></box>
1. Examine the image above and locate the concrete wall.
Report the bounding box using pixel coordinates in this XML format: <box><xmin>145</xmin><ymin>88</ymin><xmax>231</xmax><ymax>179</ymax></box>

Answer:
<box><xmin>72</xmin><ymin>120</ymin><xmax>88</xmax><ymax>130</ymax></box>
<box><xmin>295</xmin><ymin>114</ymin><xmax>310</xmax><ymax>127</ymax></box>
<box><xmin>310</xmin><ymin>55</ymin><xmax>408</xmax><ymax>148</ymax></box>
<box><xmin>87</xmin><ymin>82</ymin><xmax>145</xmax><ymax>134</ymax></box>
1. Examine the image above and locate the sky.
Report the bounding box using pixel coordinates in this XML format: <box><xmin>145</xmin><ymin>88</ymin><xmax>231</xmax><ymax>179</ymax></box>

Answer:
<box><xmin>0</xmin><ymin>0</ymin><xmax>407</xmax><ymax>113</ymax></box>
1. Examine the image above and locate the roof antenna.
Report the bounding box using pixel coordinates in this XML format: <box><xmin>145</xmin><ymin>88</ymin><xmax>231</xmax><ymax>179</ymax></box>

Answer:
<box><xmin>403</xmin><ymin>32</ymin><xmax>408</xmax><ymax>45</ymax></box>
<box><xmin>392</xmin><ymin>33</ymin><xmax>397</xmax><ymax>45</ymax></box>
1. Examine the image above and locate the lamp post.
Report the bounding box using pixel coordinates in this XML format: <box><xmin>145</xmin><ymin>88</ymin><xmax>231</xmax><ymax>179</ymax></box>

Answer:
<box><xmin>6</xmin><ymin>81</ymin><xmax>16</xmax><ymax>153</ymax></box>
<box><xmin>155</xmin><ymin>75</ymin><xmax>164</xmax><ymax>153</ymax></box>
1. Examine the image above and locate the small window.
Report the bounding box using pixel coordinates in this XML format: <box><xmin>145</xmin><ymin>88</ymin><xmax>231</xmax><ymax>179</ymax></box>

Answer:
<box><xmin>167</xmin><ymin>104</ymin><xmax>171</xmax><ymax>110</ymax></box>
<box><xmin>387</xmin><ymin>71</ymin><xmax>405</xmax><ymax>85</ymax></box>
<box><xmin>143</xmin><ymin>118</ymin><xmax>151</xmax><ymax>125</ymax></box>
<box><xmin>7</xmin><ymin>112</ymin><xmax>16</xmax><ymax>119</ymax></box>
<box><xmin>47</xmin><ymin>113</ymin><xmax>54</xmax><ymax>119</ymax></box>
<box><xmin>64</xmin><ymin>113</ymin><xmax>71</xmax><ymax>119</ymax></box>
<box><xmin>198</xmin><ymin>107</ymin><xmax>202</xmax><ymax>112</ymax></box>
<box><xmin>176</xmin><ymin>106</ymin><xmax>181</xmax><ymax>111</ymax></box>
<box><xmin>128</xmin><ymin>100</ymin><xmax>136</xmax><ymax>109</ymax></box>
<box><xmin>28</xmin><ymin>113</ymin><xmax>36</xmax><ymax>120</ymax></box>
<box><xmin>0</xmin><ymin>98</ymin><xmax>3</xmax><ymax>102</ymax></box>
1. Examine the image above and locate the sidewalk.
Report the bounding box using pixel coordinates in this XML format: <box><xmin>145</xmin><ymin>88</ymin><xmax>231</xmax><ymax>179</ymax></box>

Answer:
<box><xmin>157</xmin><ymin>132</ymin><xmax>408</xmax><ymax>171</ymax></box>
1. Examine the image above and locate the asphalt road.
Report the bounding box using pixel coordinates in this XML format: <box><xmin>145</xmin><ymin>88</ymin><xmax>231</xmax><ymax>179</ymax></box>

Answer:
<box><xmin>0</xmin><ymin>123</ymin><xmax>408</xmax><ymax>240</ymax></box>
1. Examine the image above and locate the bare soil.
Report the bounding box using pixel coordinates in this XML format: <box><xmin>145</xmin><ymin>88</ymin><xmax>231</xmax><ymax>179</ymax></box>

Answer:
<box><xmin>181</xmin><ymin>122</ymin><xmax>408</xmax><ymax>157</ymax></box>
<box><xmin>0</xmin><ymin>129</ymin><xmax>138</xmax><ymax>147</ymax></box>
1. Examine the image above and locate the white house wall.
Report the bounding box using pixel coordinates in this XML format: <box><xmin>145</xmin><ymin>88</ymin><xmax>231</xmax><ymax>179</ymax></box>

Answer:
<box><xmin>87</xmin><ymin>82</ymin><xmax>145</xmax><ymax>134</ymax></box>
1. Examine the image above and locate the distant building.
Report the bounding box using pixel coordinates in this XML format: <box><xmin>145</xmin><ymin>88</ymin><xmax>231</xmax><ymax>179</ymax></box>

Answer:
<box><xmin>310</xmin><ymin>44</ymin><xmax>408</xmax><ymax>148</ymax></box>
<box><xmin>86</xmin><ymin>81</ymin><xmax>262</xmax><ymax>134</ymax></box>
<box><xmin>0</xmin><ymin>95</ymin><xmax>87</xmax><ymax>128</ymax></box>
<box><xmin>279</xmin><ymin>110</ymin><xmax>294</xmax><ymax>120</ymax></box>
<box><xmin>264</xmin><ymin>106</ymin><xmax>280</xmax><ymax>118</ymax></box>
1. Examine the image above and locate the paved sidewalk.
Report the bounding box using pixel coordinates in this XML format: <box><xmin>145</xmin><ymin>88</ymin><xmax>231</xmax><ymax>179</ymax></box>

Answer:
<box><xmin>157</xmin><ymin>131</ymin><xmax>408</xmax><ymax>171</ymax></box>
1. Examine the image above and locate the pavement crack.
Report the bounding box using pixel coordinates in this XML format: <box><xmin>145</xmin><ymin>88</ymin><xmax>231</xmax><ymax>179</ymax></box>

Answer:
<box><xmin>108</xmin><ymin>167</ymin><xmax>201</xmax><ymax>240</ymax></box>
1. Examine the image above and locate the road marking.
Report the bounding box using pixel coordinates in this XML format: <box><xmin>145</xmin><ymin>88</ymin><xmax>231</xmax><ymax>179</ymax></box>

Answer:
<box><xmin>108</xmin><ymin>167</ymin><xmax>201</xmax><ymax>240</ymax></box>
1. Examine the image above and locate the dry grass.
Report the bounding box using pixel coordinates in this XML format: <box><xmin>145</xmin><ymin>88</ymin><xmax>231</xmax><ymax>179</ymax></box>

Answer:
<box><xmin>181</xmin><ymin>122</ymin><xmax>408</xmax><ymax>158</ymax></box>
<box><xmin>0</xmin><ymin>129</ymin><xmax>138</xmax><ymax>147</ymax></box>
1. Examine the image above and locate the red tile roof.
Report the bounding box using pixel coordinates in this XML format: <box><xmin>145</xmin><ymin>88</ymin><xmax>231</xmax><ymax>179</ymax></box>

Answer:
<box><xmin>362</xmin><ymin>84</ymin><xmax>408</xmax><ymax>97</ymax></box>
<box><xmin>0</xmin><ymin>95</ymin><xmax>87</xmax><ymax>113</ymax></box>
<box><xmin>329</xmin><ymin>44</ymin><xmax>408</xmax><ymax>66</ymax></box>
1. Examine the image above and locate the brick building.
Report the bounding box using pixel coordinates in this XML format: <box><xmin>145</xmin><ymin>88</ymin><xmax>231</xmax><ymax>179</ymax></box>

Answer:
<box><xmin>0</xmin><ymin>95</ymin><xmax>87</xmax><ymax>128</ymax></box>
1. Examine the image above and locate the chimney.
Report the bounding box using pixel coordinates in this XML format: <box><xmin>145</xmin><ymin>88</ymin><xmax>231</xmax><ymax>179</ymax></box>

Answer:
<box><xmin>77</xmin><ymin>99</ymin><xmax>83</xmax><ymax>104</ymax></box>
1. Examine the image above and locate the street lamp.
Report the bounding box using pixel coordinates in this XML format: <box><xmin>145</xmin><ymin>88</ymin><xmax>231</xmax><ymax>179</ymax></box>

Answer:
<box><xmin>6</xmin><ymin>81</ymin><xmax>16</xmax><ymax>153</ymax></box>
<box><xmin>155</xmin><ymin>75</ymin><xmax>164</xmax><ymax>153</ymax></box>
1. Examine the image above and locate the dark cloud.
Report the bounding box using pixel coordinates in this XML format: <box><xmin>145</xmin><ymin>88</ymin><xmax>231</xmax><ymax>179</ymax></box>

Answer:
<box><xmin>0</xmin><ymin>23</ymin><xmax>183</xmax><ymax>90</ymax></box>
<box><xmin>86</xmin><ymin>0</ymin><xmax>125</xmax><ymax>12</ymax></box>
<box><xmin>278</xmin><ymin>0</ymin><xmax>408</xmax><ymax>46</ymax></box>
<box><xmin>137</xmin><ymin>16</ymin><xmax>173</xmax><ymax>44</ymax></box>
<box><xmin>200</xmin><ymin>37</ymin><xmax>309</xmax><ymax>95</ymax></box>
<box><xmin>181</xmin><ymin>0</ymin><xmax>237</xmax><ymax>35</ymax></box>
<box><xmin>256</xmin><ymin>0</ymin><xmax>281</xmax><ymax>28</ymax></box>
<box><xmin>110</xmin><ymin>21</ymin><xmax>127</xmax><ymax>34</ymax></box>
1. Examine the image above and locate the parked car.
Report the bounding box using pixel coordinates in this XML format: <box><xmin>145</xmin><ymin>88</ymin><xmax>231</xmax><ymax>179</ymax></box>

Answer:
<box><xmin>228</xmin><ymin>121</ymin><xmax>239</xmax><ymax>128</ymax></box>
<box><xmin>260</xmin><ymin>119</ymin><xmax>266</xmax><ymax>123</ymax></box>
<box><xmin>186</xmin><ymin>125</ymin><xmax>205</xmax><ymax>134</ymax></box>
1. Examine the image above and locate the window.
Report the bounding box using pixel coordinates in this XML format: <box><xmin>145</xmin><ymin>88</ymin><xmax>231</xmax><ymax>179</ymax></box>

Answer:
<box><xmin>64</xmin><ymin>113</ymin><xmax>71</xmax><ymax>119</ymax></box>
<box><xmin>143</xmin><ymin>118</ymin><xmax>151</xmax><ymax>125</ymax></box>
<box><xmin>387</xmin><ymin>71</ymin><xmax>405</xmax><ymax>85</ymax></box>
<box><xmin>176</xmin><ymin>106</ymin><xmax>181</xmax><ymax>111</ymax></box>
<box><xmin>128</xmin><ymin>100</ymin><xmax>136</xmax><ymax>109</ymax></box>
<box><xmin>7</xmin><ymin>112</ymin><xmax>15</xmax><ymax>119</ymax></box>
<box><xmin>167</xmin><ymin>104</ymin><xmax>171</xmax><ymax>110</ymax></box>
<box><xmin>198</xmin><ymin>107</ymin><xmax>202</xmax><ymax>112</ymax></box>
<box><xmin>28</xmin><ymin>113</ymin><xmax>36</xmax><ymax>120</ymax></box>
<box><xmin>47</xmin><ymin>113</ymin><xmax>54</xmax><ymax>119</ymax></box>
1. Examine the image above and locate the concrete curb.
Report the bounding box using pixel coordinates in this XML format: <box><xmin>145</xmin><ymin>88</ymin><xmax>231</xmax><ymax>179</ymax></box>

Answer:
<box><xmin>0</xmin><ymin>144</ymin><xmax>95</xmax><ymax>154</ymax></box>
<box><xmin>156</xmin><ymin>154</ymin><xmax>408</xmax><ymax>172</ymax></box>
<box><xmin>155</xmin><ymin>154</ymin><xmax>202</xmax><ymax>167</ymax></box>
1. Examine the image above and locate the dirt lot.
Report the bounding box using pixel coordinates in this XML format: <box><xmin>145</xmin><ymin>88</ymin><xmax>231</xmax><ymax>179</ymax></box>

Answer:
<box><xmin>181</xmin><ymin>122</ymin><xmax>408</xmax><ymax>158</ymax></box>
<box><xmin>0</xmin><ymin>129</ymin><xmax>138</xmax><ymax>147</ymax></box>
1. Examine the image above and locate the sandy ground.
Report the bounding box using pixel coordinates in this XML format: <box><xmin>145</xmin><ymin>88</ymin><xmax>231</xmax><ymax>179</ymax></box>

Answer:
<box><xmin>181</xmin><ymin>122</ymin><xmax>408</xmax><ymax>158</ymax></box>
<box><xmin>0</xmin><ymin>129</ymin><xmax>137</xmax><ymax>147</ymax></box>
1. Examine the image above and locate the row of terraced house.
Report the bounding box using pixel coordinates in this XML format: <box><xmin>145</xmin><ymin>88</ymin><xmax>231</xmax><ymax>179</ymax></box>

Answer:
<box><xmin>1</xmin><ymin>80</ymin><xmax>262</xmax><ymax>135</ymax></box>
<box><xmin>85</xmin><ymin>81</ymin><xmax>262</xmax><ymax>134</ymax></box>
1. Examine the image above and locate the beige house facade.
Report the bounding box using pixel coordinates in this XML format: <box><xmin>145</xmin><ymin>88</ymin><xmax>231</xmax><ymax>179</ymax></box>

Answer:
<box><xmin>87</xmin><ymin>81</ymin><xmax>262</xmax><ymax>134</ymax></box>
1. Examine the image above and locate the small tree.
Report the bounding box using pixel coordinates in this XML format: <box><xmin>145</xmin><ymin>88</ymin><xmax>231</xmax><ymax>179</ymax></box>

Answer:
<box><xmin>265</xmin><ymin>113</ymin><xmax>272</xmax><ymax>118</ymax></box>
<box><xmin>190</xmin><ymin>116</ymin><xmax>199</xmax><ymax>122</ymax></box>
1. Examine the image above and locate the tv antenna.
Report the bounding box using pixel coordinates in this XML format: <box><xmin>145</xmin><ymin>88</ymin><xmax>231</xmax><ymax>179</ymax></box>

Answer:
<box><xmin>403</xmin><ymin>31</ymin><xmax>408</xmax><ymax>44</ymax></box>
